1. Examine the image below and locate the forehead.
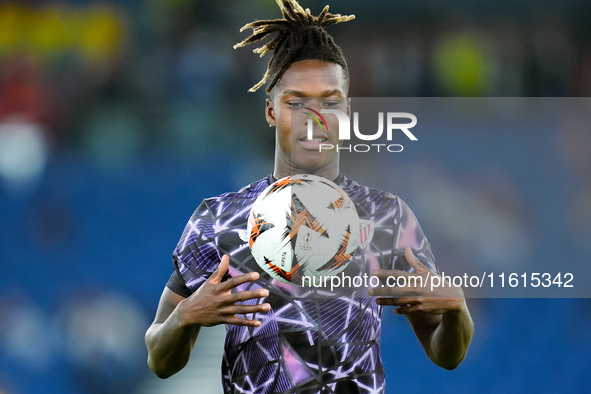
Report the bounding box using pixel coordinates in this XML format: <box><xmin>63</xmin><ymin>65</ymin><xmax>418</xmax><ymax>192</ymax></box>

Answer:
<box><xmin>275</xmin><ymin>60</ymin><xmax>347</xmax><ymax>96</ymax></box>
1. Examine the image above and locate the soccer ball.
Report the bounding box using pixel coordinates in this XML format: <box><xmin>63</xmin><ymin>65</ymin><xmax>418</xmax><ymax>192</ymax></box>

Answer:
<box><xmin>247</xmin><ymin>174</ymin><xmax>359</xmax><ymax>285</ymax></box>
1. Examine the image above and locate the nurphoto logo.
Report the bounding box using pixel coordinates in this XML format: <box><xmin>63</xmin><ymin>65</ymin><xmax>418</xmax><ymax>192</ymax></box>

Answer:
<box><xmin>305</xmin><ymin>108</ymin><xmax>418</xmax><ymax>153</ymax></box>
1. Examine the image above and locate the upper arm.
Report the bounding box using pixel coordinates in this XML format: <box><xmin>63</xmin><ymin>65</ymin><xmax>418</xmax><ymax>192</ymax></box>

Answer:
<box><xmin>392</xmin><ymin>197</ymin><xmax>437</xmax><ymax>273</ymax></box>
<box><xmin>172</xmin><ymin>200</ymin><xmax>221</xmax><ymax>293</ymax></box>
<box><xmin>152</xmin><ymin>287</ymin><xmax>187</xmax><ymax>325</ymax></box>
<box><xmin>147</xmin><ymin>287</ymin><xmax>201</xmax><ymax>349</ymax></box>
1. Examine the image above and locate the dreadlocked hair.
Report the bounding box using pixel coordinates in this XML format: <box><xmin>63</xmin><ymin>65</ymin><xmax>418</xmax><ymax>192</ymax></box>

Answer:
<box><xmin>233</xmin><ymin>0</ymin><xmax>355</xmax><ymax>94</ymax></box>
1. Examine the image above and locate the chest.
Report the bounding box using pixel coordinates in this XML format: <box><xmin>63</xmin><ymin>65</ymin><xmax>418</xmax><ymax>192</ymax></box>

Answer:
<box><xmin>214</xmin><ymin>202</ymin><xmax>398</xmax><ymax>278</ymax></box>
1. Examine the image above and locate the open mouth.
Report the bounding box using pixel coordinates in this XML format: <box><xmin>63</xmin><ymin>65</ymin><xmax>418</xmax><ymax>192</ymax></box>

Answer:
<box><xmin>300</xmin><ymin>137</ymin><xmax>328</xmax><ymax>143</ymax></box>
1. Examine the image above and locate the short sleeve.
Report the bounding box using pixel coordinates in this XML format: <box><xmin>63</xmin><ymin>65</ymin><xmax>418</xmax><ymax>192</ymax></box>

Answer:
<box><xmin>391</xmin><ymin>197</ymin><xmax>439</xmax><ymax>274</ymax></box>
<box><xmin>166</xmin><ymin>200</ymin><xmax>222</xmax><ymax>295</ymax></box>
<box><xmin>166</xmin><ymin>261</ymin><xmax>192</xmax><ymax>297</ymax></box>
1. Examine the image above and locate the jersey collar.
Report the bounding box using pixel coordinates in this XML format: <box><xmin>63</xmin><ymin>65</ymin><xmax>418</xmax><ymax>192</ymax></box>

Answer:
<box><xmin>268</xmin><ymin>173</ymin><xmax>345</xmax><ymax>186</ymax></box>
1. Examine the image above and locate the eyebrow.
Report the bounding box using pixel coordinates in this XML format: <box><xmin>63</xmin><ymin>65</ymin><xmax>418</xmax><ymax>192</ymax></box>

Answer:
<box><xmin>281</xmin><ymin>89</ymin><xmax>344</xmax><ymax>97</ymax></box>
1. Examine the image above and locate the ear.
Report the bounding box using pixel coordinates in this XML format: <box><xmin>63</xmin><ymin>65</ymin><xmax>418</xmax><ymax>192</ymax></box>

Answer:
<box><xmin>346</xmin><ymin>97</ymin><xmax>351</xmax><ymax>117</ymax></box>
<box><xmin>265</xmin><ymin>98</ymin><xmax>276</xmax><ymax>128</ymax></box>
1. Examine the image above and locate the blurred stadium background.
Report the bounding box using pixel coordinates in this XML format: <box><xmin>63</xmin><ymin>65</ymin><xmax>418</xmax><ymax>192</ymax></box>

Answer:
<box><xmin>0</xmin><ymin>0</ymin><xmax>590</xmax><ymax>393</ymax></box>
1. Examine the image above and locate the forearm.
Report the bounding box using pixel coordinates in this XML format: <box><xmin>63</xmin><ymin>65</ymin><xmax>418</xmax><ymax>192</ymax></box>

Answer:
<box><xmin>428</xmin><ymin>301</ymin><xmax>474</xmax><ymax>370</ymax></box>
<box><xmin>145</xmin><ymin>304</ymin><xmax>201</xmax><ymax>378</ymax></box>
<box><xmin>145</xmin><ymin>259</ymin><xmax>267</xmax><ymax>378</ymax></box>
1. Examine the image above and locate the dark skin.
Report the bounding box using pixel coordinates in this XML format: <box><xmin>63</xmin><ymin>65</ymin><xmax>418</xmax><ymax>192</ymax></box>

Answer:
<box><xmin>145</xmin><ymin>255</ymin><xmax>270</xmax><ymax>378</ymax></box>
<box><xmin>145</xmin><ymin>59</ymin><xmax>473</xmax><ymax>378</ymax></box>
<box><xmin>266</xmin><ymin>60</ymin><xmax>349</xmax><ymax>181</ymax></box>
<box><xmin>370</xmin><ymin>246</ymin><xmax>473</xmax><ymax>369</ymax></box>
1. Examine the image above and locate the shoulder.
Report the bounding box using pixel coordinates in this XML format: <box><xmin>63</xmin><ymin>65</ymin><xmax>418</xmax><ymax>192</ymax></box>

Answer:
<box><xmin>339</xmin><ymin>175</ymin><xmax>401</xmax><ymax>210</ymax></box>
<box><xmin>172</xmin><ymin>177</ymin><xmax>271</xmax><ymax>275</ymax></box>
<box><xmin>193</xmin><ymin>177</ymin><xmax>270</xmax><ymax>218</ymax></box>
<box><xmin>339</xmin><ymin>175</ymin><xmax>424</xmax><ymax>230</ymax></box>
<box><xmin>203</xmin><ymin>177</ymin><xmax>270</xmax><ymax>206</ymax></box>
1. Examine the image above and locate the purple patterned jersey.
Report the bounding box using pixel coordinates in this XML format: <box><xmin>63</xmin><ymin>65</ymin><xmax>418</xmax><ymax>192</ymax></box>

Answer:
<box><xmin>166</xmin><ymin>175</ymin><xmax>437</xmax><ymax>394</ymax></box>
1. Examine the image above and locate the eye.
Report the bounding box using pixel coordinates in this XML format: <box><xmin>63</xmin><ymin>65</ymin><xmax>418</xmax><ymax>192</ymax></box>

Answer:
<box><xmin>287</xmin><ymin>101</ymin><xmax>305</xmax><ymax>108</ymax></box>
<box><xmin>323</xmin><ymin>100</ymin><xmax>341</xmax><ymax>108</ymax></box>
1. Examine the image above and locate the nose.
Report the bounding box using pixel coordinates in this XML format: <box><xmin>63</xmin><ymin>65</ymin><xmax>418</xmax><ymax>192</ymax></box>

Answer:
<box><xmin>304</xmin><ymin>100</ymin><xmax>323</xmax><ymax>112</ymax></box>
<box><xmin>302</xmin><ymin>111</ymin><xmax>325</xmax><ymax>133</ymax></box>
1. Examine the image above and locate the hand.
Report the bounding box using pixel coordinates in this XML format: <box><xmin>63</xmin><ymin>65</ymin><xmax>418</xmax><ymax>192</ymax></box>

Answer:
<box><xmin>368</xmin><ymin>247</ymin><xmax>466</xmax><ymax>315</ymax></box>
<box><xmin>177</xmin><ymin>255</ymin><xmax>270</xmax><ymax>327</ymax></box>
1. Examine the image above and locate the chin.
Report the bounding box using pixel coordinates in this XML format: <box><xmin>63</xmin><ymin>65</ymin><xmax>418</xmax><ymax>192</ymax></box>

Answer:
<box><xmin>292</xmin><ymin>158</ymin><xmax>337</xmax><ymax>176</ymax></box>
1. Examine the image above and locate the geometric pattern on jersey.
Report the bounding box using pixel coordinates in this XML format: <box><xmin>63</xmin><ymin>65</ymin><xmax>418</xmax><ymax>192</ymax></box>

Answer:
<box><xmin>169</xmin><ymin>175</ymin><xmax>438</xmax><ymax>394</ymax></box>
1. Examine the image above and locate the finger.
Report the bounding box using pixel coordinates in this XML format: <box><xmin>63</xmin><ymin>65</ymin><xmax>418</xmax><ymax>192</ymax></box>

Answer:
<box><xmin>374</xmin><ymin>298</ymin><xmax>398</xmax><ymax>306</ymax></box>
<box><xmin>224</xmin><ymin>316</ymin><xmax>263</xmax><ymax>327</ymax></box>
<box><xmin>209</xmin><ymin>255</ymin><xmax>230</xmax><ymax>284</ymax></box>
<box><xmin>393</xmin><ymin>304</ymin><xmax>424</xmax><ymax>315</ymax></box>
<box><xmin>222</xmin><ymin>288</ymin><xmax>269</xmax><ymax>304</ymax></box>
<box><xmin>368</xmin><ymin>287</ymin><xmax>395</xmax><ymax>297</ymax></box>
<box><xmin>219</xmin><ymin>271</ymin><xmax>261</xmax><ymax>292</ymax></box>
<box><xmin>371</xmin><ymin>269</ymin><xmax>414</xmax><ymax>279</ymax></box>
<box><xmin>222</xmin><ymin>303</ymin><xmax>271</xmax><ymax>315</ymax></box>
<box><xmin>404</xmin><ymin>247</ymin><xmax>429</xmax><ymax>273</ymax></box>
<box><xmin>369</xmin><ymin>286</ymin><xmax>423</xmax><ymax>297</ymax></box>
<box><xmin>374</xmin><ymin>298</ymin><xmax>419</xmax><ymax>306</ymax></box>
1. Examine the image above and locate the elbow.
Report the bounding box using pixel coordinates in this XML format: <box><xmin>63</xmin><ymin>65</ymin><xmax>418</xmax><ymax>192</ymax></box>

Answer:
<box><xmin>439</xmin><ymin>361</ymin><xmax>461</xmax><ymax>371</ymax></box>
<box><xmin>147</xmin><ymin>355</ymin><xmax>175</xmax><ymax>379</ymax></box>
<box><xmin>430</xmin><ymin>352</ymin><xmax>466</xmax><ymax>371</ymax></box>
<box><xmin>153</xmin><ymin>370</ymin><xmax>174</xmax><ymax>380</ymax></box>
<box><xmin>145</xmin><ymin>329</ymin><xmax>173</xmax><ymax>379</ymax></box>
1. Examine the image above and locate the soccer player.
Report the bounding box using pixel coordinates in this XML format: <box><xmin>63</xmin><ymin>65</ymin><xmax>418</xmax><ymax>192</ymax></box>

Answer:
<box><xmin>145</xmin><ymin>1</ymin><xmax>473</xmax><ymax>392</ymax></box>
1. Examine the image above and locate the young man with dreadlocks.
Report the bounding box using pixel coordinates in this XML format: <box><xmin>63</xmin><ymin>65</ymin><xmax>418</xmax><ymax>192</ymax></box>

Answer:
<box><xmin>145</xmin><ymin>1</ymin><xmax>473</xmax><ymax>392</ymax></box>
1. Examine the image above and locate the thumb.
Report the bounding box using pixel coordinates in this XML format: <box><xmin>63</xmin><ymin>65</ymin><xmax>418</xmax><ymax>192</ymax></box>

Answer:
<box><xmin>404</xmin><ymin>247</ymin><xmax>428</xmax><ymax>273</ymax></box>
<box><xmin>209</xmin><ymin>255</ymin><xmax>230</xmax><ymax>284</ymax></box>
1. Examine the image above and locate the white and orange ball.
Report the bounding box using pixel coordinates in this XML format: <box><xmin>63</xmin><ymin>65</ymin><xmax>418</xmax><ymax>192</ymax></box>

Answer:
<box><xmin>247</xmin><ymin>174</ymin><xmax>359</xmax><ymax>285</ymax></box>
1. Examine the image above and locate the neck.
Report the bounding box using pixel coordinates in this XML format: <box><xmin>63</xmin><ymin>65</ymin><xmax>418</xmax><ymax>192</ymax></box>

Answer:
<box><xmin>273</xmin><ymin>165</ymin><xmax>340</xmax><ymax>182</ymax></box>
<box><xmin>273</xmin><ymin>142</ymin><xmax>340</xmax><ymax>181</ymax></box>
